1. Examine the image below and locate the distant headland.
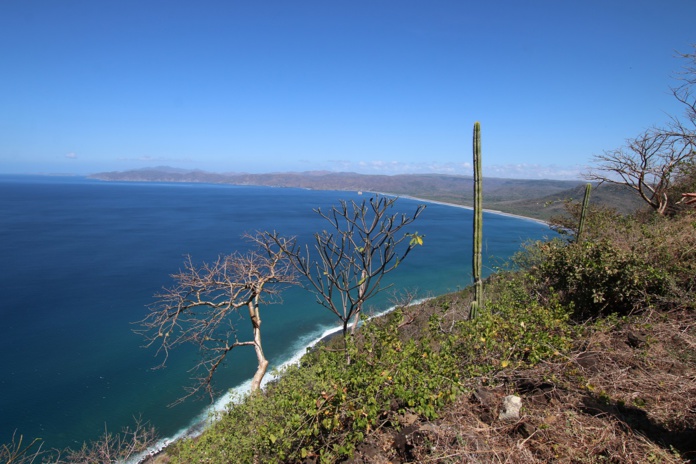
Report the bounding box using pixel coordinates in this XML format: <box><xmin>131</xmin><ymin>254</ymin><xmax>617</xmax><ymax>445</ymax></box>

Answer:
<box><xmin>89</xmin><ymin>167</ymin><xmax>644</xmax><ymax>220</ymax></box>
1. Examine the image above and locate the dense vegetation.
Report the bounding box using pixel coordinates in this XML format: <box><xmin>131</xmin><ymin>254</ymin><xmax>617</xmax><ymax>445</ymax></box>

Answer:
<box><xmin>154</xmin><ymin>174</ymin><xmax>696</xmax><ymax>463</ymax></box>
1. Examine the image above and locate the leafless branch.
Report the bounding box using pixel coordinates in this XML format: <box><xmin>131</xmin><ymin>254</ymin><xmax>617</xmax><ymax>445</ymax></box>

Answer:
<box><xmin>668</xmin><ymin>44</ymin><xmax>696</xmax><ymax>135</ymax></box>
<box><xmin>136</xmin><ymin>232</ymin><xmax>298</xmax><ymax>403</ymax></box>
<box><xmin>60</xmin><ymin>417</ymin><xmax>157</xmax><ymax>464</ymax></box>
<box><xmin>584</xmin><ymin>46</ymin><xmax>696</xmax><ymax>215</ymax></box>
<box><xmin>585</xmin><ymin>129</ymin><xmax>694</xmax><ymax>215</ymax></box>
<box><xmin>680</xmin><ymin>192</ymin><xmax>696</xmax><ymax>208</ymax></box>
<box><xmin>0</xmin><ymin>431</ymin><xmax>48</xmax><ymax>464</ymax></box>
<box><xmin>268</xmin><ymin>195</ymin><xmax>425</xmax><ymax>348</ymax></box>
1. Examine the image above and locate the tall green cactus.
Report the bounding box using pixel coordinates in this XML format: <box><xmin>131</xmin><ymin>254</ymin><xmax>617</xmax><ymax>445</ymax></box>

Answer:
<box><xmin>577</xmin><ymin>183</ymin><xmax>592</xmax><ymax>242</ymax></box>
<box><xmin>471</xmin><ymin>122</ymin><xmax>483</xmax><ymax>319</ymax></box>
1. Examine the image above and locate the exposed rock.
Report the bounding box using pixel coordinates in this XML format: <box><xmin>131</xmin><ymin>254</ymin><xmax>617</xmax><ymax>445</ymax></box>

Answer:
<box><xmin>499</xmin><ymin>395</ymin><xmax>522</xmax><ymax>421</ymax></box>
<box><xmin>398</xmin><ymin>412</ymin><xmax>420</xmax><ymax>427</ymax></box>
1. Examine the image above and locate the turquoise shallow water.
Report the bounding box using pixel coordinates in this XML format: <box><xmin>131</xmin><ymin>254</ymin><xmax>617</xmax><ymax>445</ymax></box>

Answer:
<box><xmin>0</xmin><ymin>175</ymin><xmax>553</xmax><ymax>450</ymax></box>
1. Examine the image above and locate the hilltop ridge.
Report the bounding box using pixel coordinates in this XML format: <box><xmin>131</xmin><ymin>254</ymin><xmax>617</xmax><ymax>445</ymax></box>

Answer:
<box><xmin>89</xmin><ymin>167</ymin><xmax>644</xmax><ymax>220</ymax></box>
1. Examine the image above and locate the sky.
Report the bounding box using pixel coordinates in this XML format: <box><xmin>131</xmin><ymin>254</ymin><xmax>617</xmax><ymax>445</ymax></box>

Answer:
<box><xmin>1</xmin><ymin>1</ymin><xmax>695</xmax><ymax>180</ymax></box>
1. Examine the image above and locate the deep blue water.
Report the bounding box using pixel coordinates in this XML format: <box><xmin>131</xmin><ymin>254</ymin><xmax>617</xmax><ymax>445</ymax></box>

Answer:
<box><xmin>0</xmin><ymin>175</ymin><xmax>553</xmax><ymax>450</ymax></box>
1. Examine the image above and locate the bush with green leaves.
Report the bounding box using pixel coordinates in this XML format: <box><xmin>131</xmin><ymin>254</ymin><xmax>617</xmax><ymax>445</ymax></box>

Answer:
<box><xmin>522</xmin><ymin>201</ymin><xmax>696</xmax><ymax>318</ymax></box>
<box><xmin>168</xmin><ymin>271</ymin><xmax>576</xmax><ymax>464</ymax></box>
<box><xmin>441</xmin><ymin>273</ymin><xmax>574</xmax><ymax>375</ymax></box>
<box><xmin>544</xmin><ymin>190</ymin><xmax>696</xmax><ymax>316</ymax></box>
<box><xmin>170</xmin><ymin>308</ymin><xmax>465</xmax><ymax>463</ymax></box>
<box><xmin>519</xmin><ymin>237</ymin><xmax>668</xmax><ymax>318</ymax></box>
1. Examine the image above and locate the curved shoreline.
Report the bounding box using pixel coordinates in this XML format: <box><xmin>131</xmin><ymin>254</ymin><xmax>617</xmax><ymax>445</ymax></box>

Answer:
<box><xmin>133</xmin><ymin>195</ymin><xmax>551</xmax><ymax>462</ymax></box>
<box><xmin>381</xmin><ymin>192</ymin><xmax>551</xmax><ymax>226</ymax></box>
<box><xmin>133</xmin><ymin>301</ymin><xmax>430</xmax><ymax>463</ymax></box>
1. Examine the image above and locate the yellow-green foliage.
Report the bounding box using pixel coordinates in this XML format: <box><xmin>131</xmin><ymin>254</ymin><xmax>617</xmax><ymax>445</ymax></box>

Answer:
<box><xmin>169</xmin><ymin>274</ymin><xmax>575</xmax><ymax>464</ymax></box>
<box><xmin>527</xmin><ymin>208</ymin><xmax>696</xmax><ymax>318</ymax></box>
<box><xmin>168</xmin><ymin>206</ymin><xmax>696</xmax><ymax>463</ymax></box>
<box><xmin>444</xmin><ymin>273</ymin><xmax>574</xmax><ymax>375</ymax></box>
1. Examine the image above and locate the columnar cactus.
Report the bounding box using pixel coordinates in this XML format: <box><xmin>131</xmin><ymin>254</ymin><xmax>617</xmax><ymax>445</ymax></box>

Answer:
<box><xmin>471</xmin><ymin>122</ymin><xmax>483</xmax><ymax>319</ymax></box>
<box><xmin>577</xmin><ymin>183</ymin><xmax>592</xmax><ymax>242</ymax></box>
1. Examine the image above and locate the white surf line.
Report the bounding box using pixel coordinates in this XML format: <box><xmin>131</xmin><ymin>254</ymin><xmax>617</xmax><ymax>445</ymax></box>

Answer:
<box><xmin>128</xmin><ymin>297</ymin><xmax>434</xmax><ymax>463</ymax></box>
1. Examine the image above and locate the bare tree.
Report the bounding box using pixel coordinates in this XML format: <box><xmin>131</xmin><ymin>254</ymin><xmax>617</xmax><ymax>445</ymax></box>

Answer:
<box><xmin>271</xmin><ymin>195</ymin><xmax>425</xmax><ymax>344</ymax></box>
<box><xmin>2</xmin><ymin>418</ymin><xmax>157</xmax><ymax>464</ymax></box>
<box><xmin>137</xmin><ymin>233</ymin><xmax>297</xmax><ymax>403</ymax></box>
<box><xmin>682</xmin><ymin>192</ymin><xmax>696</xmax><ymax>209</ymax></box>
<box><xmin>585</xmin><ymin>129</ymin><xmax>694</xmax><ymax>215</ymax></box>
<box><xmin>668</xmin><ymin>45</ymin><xmax>696</xmax><ymax>140</ymax></box>
<box><xmin>1</xmin><ymin>432</ymin><xmax>46</xmax><ymax>464</ymax></box>
<box><xmin>61</xmin><ymin>418</ymin><xmax>157</xmax><ymax>464</ymax></box>
<box><xmin>585</xmin><ymin>45</ymin><xmax>696</xmax><ymax>215</ymax></box>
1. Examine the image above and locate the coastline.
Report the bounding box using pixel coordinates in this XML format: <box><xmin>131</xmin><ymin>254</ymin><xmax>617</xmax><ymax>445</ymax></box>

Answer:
<box><xmin>135</xmin><ymin>300</ymin><xmax>434</xmax><ymax>462</ymax></box>
<box><xmin>379</xmin><ymin>192</ymin><xmax>551</xmax><ymax>226</ymax></box>
<box><xmin>86</xmin><ymin>174</ymin><xmax>552</xmax><ymax>227</ymax></box>
<box><xmin>2</xmin><ymin>177</ymin><xmax>556</xmax><ymax>458</ymax></box>
<box><xmin>133</xmin><ymin>193</ymin><xmax>550</xmax><ymax>461</ymax></box>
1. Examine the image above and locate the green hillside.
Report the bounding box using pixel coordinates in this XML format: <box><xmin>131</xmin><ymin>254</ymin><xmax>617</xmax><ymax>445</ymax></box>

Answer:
<box><xmin>155</xmin><ymin>203</ymin><xmax>695</xmax><ymax>464</ymax></box>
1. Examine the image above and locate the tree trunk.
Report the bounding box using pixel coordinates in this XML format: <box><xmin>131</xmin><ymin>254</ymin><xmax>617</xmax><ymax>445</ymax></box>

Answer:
<box><xmin>248</xmin><ymin>296</ymin><xmax>268</xmax><ymax>392</ymax></box>
<box><xmin>342</xmin><ymin>320</ymin><xmax>352</xmax><ymax>364</ymax></box>
<box><xmin>350</xmin><ymin>309</ymin><xmax>360</xmax><ymax>335</ymax></box>
<box><xmin>350</xmin><ymin>269</ymin><xmax>368</xmax><ymax>335</ymax></box>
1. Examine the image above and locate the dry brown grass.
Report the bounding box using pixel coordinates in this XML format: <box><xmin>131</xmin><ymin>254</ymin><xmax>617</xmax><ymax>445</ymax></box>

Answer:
<box><xmin>345</xmin><ymin>309</ymin><xmax>696</xmax><ymax>464</ymax></box>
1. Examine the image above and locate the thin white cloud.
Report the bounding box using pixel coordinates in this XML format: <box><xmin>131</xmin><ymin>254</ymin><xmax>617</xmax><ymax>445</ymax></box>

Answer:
<box><xmin>484</xmin><ymin>163</ymin><xmax>586</xmax><ymax>180</ymax></box>
<box><xmin>65</xmin><ymin>152</ymin><xmax>78</xmax><ymax>159</ymax></box>
<box><xmin>116</xmin><ymin>155</ymin><xmax>195</xmax><ymax>163</ymax></box>
<box><xmin>326</xmin><ymin>159</ymin><xmax>472</xmax><ymax>175</ymax></box>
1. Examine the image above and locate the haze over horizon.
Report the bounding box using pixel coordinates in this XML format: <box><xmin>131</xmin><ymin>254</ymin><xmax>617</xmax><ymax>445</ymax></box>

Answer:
<box><xmin>2</xmin><ymin>1</ymin><xmax>695</xmax><ymax>180</ymax></box>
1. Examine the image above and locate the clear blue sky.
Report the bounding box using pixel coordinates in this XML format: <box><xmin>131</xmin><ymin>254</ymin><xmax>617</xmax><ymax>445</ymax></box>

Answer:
<box><xmin>1</xmin><ymin>1</ymin><xmax>694</xmax><ymax>179</ymax></box>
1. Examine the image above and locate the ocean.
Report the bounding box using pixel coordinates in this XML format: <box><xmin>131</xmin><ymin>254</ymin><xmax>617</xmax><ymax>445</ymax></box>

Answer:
<box><xmin>0</xmin><ymin>175</ymin><xmax>553</xmax><ymax>451</ymax></box>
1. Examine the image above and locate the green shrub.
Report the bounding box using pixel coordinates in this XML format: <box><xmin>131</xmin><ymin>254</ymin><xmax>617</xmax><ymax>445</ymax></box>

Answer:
<box><xmin>169</xmin><ymin>275</ymin><xmax>577</xmax><ymax>463</ymax></box>
<box><xmin>533</xmin><ymin>203</ymin><xmax>696</xmax><ymax>317</ymax></box>
<box><xmin>447</xmin><ymin>273</ymin><xmax>574</xmax><ymax>374</ymax></box>
<box><xmin>170</xmin><ymin>309</ymin><xmax>463</xmax><ymax>463</ymax></box>
<box><xmin>520</xmin><ymin>238</ymin><xmax>668</xmax><ymax>318</ymax></box>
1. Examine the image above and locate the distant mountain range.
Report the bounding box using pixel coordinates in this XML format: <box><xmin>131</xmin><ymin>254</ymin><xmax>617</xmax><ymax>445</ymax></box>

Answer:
<box><xmin>89</xmin><ymin>167</ymin><xmax>645</xmax><ymax>221</ymax></box>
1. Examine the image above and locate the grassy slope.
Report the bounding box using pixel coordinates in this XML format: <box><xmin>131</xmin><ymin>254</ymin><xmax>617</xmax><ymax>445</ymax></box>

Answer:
<box><xmin>156</xmin><ymin>286</ymin><xmax>695</xmax><ymax>464</ymax></box>
<box><xmin>342</xmin><ymin>294</ymin><xmax>696</xmax><ymax>463</ymax></box>
<box><xmin>153</xmin><ymin>210</ymin><xmax>696</xmax><ymax>464</ymax></box>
